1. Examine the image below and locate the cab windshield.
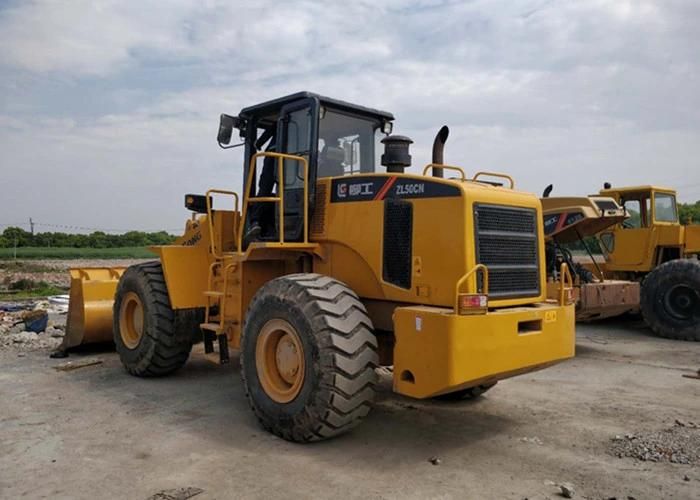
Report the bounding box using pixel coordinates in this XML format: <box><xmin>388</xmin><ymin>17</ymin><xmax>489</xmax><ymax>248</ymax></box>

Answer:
<box><xmin>317</xmin><ymin>108</ymin><xmax>382</xmax><ymax>178</ymax></box>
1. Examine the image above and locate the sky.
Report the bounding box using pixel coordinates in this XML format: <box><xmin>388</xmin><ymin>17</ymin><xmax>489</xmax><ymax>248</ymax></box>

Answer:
<box><xmin>1</xmin><ymin>0</ymin><xmax>699</xmax><ymax>234</ymax></box>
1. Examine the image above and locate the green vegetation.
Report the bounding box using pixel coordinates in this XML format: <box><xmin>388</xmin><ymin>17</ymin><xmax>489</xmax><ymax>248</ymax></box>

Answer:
<box><xmin>0</xmin><ymin>246</ymin><xmax>156</xmax><ymax>260</ymax></box>
<box><xmin>679</xmin><ymin>200</ymin><xmax>700</xmax><ymax>224</ymax></box>
<box><xmin>0</xmin><ymin>227</ymin><xmax>175</xmax><ymax>249</ymax></box>
<box><xmin>0</xmin><ymin>226</ymin><xmax>172</xmax><ymax>260</ymax></box>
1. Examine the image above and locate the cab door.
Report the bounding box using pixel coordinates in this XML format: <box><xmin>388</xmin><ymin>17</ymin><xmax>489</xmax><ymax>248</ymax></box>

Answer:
<box><xmin>606</xmin><ymin>195</ymin><xmax>652</xmax><ymax>267</ymax></box>
<box><xmin>276</xmin><ymin>98</ymin><xmax>319</xmax><ymax>242</ymax></box>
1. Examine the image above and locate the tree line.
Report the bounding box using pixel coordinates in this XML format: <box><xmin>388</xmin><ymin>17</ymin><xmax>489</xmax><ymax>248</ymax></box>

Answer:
<box><xmin>679</xmin><ymin>200</ymin><xmax>700</xmax><ymax>224</ymax></box>
<box><xmin>0</xmin><ymin>227</ymin><xmax>176</xmax><ymax>248</ymax></box>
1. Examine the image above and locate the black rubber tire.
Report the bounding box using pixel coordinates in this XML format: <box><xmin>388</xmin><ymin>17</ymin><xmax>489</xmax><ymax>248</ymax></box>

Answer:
<box><xmin>113</xmin><ymin>261</ymin><xmax>193</xmax><ymax>376</ymax></box>
<box><xmin>434</xmin><ymin>382</ymin><xmax>497</xmax><ymax>401</ymax></box>
<box><xmin>640</xmin><ymin>259</ymin><xmax>700</xmax><ymax>341</ymax></box>
<box><xmin>241</xmin><ymin>273</ymin><xmax>378</xmax><ymax>442</ymax></box>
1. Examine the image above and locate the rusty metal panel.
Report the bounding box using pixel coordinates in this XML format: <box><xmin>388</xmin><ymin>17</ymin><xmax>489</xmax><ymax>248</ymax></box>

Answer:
<box><xmin>576</xmin><ymin>280</ymin><xmax>640</xmax><ymax>320</ymax></box>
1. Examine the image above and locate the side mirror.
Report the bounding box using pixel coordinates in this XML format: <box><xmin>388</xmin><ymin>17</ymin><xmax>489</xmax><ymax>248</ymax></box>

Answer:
<box><xmin>217</xmin><ymin>114</ymin><xmax>240</xmax><ymax>145</ymax></box>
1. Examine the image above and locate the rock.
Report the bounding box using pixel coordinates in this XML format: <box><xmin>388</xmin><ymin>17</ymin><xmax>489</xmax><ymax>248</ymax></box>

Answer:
<box><xmin>11</xmin><ymin>331</ymin><xmax>36</xmax><ymax>343</ymax></box>
<box><xmin>559</xmin><ymin>483</ymin><xmax>575</xmax><ymax>498</ymax></box>
<box><xmin>684</xmin><ymin>475</ymin><xmax>690</xmax><ymax>481</ymax></box>
<box><xmin>8</xmin><ymin>323</ymin><xmax>24</xmax><ymax>334</ymax></box>
<box><xmin>46</xmin><ymin>326</ymin><xmax>64</xmax><ymax>338</ymax></box>
<box><xmin>428</xmin><ymin>456</ymin><xmax>441</xmax><ymax>465</ymax></box>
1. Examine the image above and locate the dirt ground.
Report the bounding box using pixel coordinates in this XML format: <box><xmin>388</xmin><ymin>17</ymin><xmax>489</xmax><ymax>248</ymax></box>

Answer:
<box><xmin>1</xmin><ymin>317</ymin><xmax>699</xmax><ymax>500</ymax></box>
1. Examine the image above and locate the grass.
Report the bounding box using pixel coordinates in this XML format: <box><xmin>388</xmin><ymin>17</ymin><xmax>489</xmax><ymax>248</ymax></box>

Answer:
<box><xmin>0</xmin><ymin>246</ymin><xmax>156</xmax><ymax>260</ymax></box>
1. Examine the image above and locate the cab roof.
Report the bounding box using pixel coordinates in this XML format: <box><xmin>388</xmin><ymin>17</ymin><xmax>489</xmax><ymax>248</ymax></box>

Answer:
<box><xmin>239</xmin><ymin>91</ymin><xmax>395</xmax><ymax>123</ymax></box>
<box><xmin>600</xmin><ymin>185</ymin><xmax>676</xmax><ymax>196</ymax></box>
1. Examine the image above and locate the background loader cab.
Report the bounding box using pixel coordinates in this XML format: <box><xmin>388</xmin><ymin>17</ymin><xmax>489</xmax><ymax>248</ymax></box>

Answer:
<box><xmin>598</xmin><ymin>185</ymin><xmax>700</xmax><ymax>272</ymax></box>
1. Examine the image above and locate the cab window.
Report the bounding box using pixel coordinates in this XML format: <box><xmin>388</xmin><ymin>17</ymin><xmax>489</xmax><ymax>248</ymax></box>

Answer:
<box><xmin>622</xmin><ymin>199</ymin><xmax>643</xmax><ymax>228</ymax></box>
<box><xmin>317</xmin><ymin>108</ymin><xmax>381</xmax><ymax>178</ymax></box>
<box><xmin>283</xmin><ymin>107</ymin><xmax>311</xmax><ymax>188</ymax></box>
<box><xmin>654</xmin><ymin>193</ymin><xmax>678</xmax><ymax>222</ymax></box>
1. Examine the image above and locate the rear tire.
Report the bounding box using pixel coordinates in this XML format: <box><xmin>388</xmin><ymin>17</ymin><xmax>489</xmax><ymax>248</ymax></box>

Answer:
<box><xmin>434</xmin><ymin>382</ymin><xmax>497</xmax><ymax>401</ymax></box>
<box><xmin>113</xmin><ymin>261</ymin><xmax>193</xmax><ymax>376</ymax></box>
<box><xmin>640</xmin><ymin>259</ymin><xmax>700</xmax><ymax>341</ymax></box>
<box><xmin>241</xmin><ymin>273</ymin><xmax>378</xmax><ymax>442</ymax></box>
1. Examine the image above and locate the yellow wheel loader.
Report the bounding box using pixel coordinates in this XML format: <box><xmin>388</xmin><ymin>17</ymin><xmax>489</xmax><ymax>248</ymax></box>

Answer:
<box><xmin>67</xmin><ymin>92</ymin><xmax>575</xmax><ymax>442</ymax></box>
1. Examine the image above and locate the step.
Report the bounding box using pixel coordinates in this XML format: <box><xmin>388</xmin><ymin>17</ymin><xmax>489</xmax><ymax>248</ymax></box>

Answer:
<box><xmin>204</xmin><ymin>291</ymin><xmax>224</xmax><ymax>298</ymax></box>
<box><xmin>200</xmin><ymin>322</ymin><xmax>222</xmax><ymax>333</ymax></box>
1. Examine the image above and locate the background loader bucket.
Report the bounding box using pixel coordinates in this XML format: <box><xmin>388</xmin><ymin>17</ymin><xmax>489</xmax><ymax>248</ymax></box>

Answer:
<box><xmin>61</xmin><ymin>267</ymin><xmax>125</xmax><ymax>351</ymax></box>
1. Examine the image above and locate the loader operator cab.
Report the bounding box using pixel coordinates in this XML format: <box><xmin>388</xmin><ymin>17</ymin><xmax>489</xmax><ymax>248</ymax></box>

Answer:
<box><xmin>217</xmin><ymin>92</ymin><xmax>394</xmax><ymax>244</ymax></box>
<box><xmin>598</xmin><ymin>184</ymin><xmax>681</xmax><ymax>268</ymax></box>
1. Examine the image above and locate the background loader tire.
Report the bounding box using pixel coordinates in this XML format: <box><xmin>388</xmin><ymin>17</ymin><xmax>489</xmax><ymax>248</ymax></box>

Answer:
<box><xmin>241</xmin><ymin>274</ymin><xmax>378</xmax><ymax>442</ymax></box>
<box><xmin>640</xmin><ymin>259</ymin><xmax>700</xmax><ymax>341</ymax></box>
<box><xmin>113</xmin><ymin>261</ymin><xmax>193</xmax><ymax>376</ymax></box>
<box><xmin>434</xmin><ymin>382</ymin><xmax>497</xmax><ymax>401</ymax></box>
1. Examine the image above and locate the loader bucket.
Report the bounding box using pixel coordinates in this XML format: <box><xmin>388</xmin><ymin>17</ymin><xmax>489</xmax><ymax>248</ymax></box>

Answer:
<box><xmin>60</xmin><ymin>267</ymin><xmax>125</xmax><ymax>351</ymax></box>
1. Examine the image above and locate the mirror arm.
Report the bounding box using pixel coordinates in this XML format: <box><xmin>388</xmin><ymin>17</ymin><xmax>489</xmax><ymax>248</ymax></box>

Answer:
<box><xmin>218</xmin><ymin>141</ymin><xmax>245</xmax><ymax>150</ymax></box>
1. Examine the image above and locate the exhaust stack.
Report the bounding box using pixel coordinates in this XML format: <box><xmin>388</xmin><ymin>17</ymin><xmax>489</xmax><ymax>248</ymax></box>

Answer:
<box><xmin>431</xmin><ymin>126</ymin><xmax>450</xmax><ymax>178</ymax></box>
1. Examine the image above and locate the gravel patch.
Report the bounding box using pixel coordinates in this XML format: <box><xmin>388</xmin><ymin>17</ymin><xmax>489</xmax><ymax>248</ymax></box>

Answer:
<box><xmin>609</xmin><ymin>420</ymin><xmax>700</xmax><ymax>465</ymax></box>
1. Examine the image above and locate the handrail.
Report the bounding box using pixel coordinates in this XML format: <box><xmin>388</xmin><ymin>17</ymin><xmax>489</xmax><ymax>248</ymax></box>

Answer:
<box><xmin>423</xmin><ymin>163</ymin><xmax>466</xmax><ymax>181</ymax></box>
<box><xmin>237</xmin><ymin>152</ymin><xmax>309</xmax><ymax>252</ymax></box>
<box><xmin>471</xmin><ymin>171</ymin><xmax>515</xmax><ymax>189</ymax></box>
<box><xmin>454</xmin><ymin>263</ymin><xmax>489</xmax><ymax>311</ymax></box>
<box><xmin>205</xmin><ymin>189</ymin><xmax>240</xmax><ymax>260</ymax></box>
<box><xmin>558</xmin><ymin>262</ymin><xmax>574</xmax><ymax>306</ymax></box>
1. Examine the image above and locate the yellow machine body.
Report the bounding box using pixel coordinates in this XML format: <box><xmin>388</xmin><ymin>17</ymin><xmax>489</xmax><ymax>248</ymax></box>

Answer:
<box><xmin>148</xmin><ymin>166</ymin><xmax>575</xmax><ymax>399</ymax></box>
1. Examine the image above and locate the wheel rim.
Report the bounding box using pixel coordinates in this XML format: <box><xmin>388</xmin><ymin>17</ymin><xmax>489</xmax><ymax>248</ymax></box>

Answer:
<box><xmin>119</xmin><ymin>291</ymin><xmax>144</xmax><ymax>349</ymax></box>
<box><xmin>662</xmin><ymin>284</ymin><xmax>699</xmax><ymax>321</ymax></box>
<box><xmin>255</xmin><ymin>319</ymin><xmax>305</xmax><ymax>403</ymax></box>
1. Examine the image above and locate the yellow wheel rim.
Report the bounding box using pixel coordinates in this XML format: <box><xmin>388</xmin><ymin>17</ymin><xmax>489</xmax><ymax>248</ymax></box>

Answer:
<box><xmin>119</xmin><ymin>291</ymin><xmax>144</xmax><ymax>349</ymax></box>
<box><xmin>255</xmin><ymin>319</ymin><xmax>305</xmax><ymax>403</ymax></box>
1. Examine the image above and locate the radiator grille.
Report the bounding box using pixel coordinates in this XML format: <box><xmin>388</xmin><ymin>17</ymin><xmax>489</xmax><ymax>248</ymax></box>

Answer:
<box><xmin>310</xmin><ymin>183</ymin><xmax>327</xmax><ymax>235</ymax></box>
<box><xmin>383</xmin><ymin>199</ymin><xmax>413</xmax><ymax>289</ymax></box>
<box><xmin>474</xmin><ymin>204</ymin><xmax>540</xmax><ymax>298</ymax></box>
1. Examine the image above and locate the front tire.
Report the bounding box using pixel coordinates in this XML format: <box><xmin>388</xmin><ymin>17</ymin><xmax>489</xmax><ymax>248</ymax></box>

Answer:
<box><xmin>640</xmin><ymin>259</ymin><xmax>700</xmax><ymax>341</ymax></box>
<box><xmin>113</xmin><ymin>261</ymin><xmax>193</xmax><ymax>376</ymax></box>
<box><xmin>241</xmin><ymin>274</ymin><xmax>378</xmax><ymax>442</ymax></box>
